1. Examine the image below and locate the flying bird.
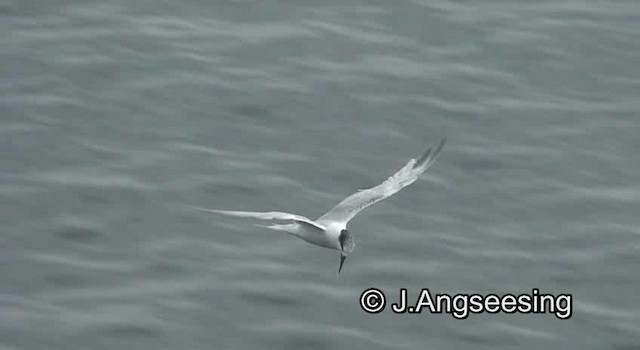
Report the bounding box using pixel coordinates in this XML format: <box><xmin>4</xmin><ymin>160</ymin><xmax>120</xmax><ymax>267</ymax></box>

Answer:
<box><xmin>190</xmin><ymin>139</ymin><xmax>445</xmax><ymax>274</ymax></box>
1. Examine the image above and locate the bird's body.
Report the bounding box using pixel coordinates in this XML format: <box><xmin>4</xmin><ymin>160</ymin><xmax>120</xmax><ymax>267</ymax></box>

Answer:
<box><xmin>190</xmin><ymin>139</ymin><xmax>445</xmax><ymax>273</ymax></box>
<box><xmin>308</xmin><ymin>220</ymin><xmax>345</xmax><ymax>250</ymax></box>
<box><xmin>257</xmin><ymin>221</ymin><xmax>344</xmax><ymax>250</ymax></box>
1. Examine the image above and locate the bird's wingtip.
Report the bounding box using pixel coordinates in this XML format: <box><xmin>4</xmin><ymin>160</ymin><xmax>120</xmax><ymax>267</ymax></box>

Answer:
<box><xmin>436</xmin><ymin>138</ymin><xmax>446</xmax><ymax>152</ymax></box>
<box><xmin>414</xmin><ymin>147</ymin><xmax>432</xmax><ymax>168</ymax></box>
<box><xmin>185</xmin><ymin>205</ymin><xmax>218</xmax><ymax>213</ymax></box>
<box><xmin>414</xmin><ymin>139</ymin><xmax>446</xmax><ymax>169</ymax></box>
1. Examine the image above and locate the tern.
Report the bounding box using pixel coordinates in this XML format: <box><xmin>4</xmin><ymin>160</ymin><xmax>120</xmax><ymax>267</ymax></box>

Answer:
<box><xmin>190</xmin><ymin>139</ymin><xmax>445</xmax><ymax>274</ymax></box>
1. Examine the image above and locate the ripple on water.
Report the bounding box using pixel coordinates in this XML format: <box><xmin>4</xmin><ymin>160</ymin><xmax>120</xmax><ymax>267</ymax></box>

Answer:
<box><xmin>50</xmin><ymin>223</ymin><xmax>105</xmax><ymax>244</ymax></box>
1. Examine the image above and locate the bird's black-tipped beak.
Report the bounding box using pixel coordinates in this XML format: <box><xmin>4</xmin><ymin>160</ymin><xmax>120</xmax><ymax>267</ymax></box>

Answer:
<box><xmin>338</xmin><ymin>254</ymin><xmax>347</xmax><ymax>274</ymax></box>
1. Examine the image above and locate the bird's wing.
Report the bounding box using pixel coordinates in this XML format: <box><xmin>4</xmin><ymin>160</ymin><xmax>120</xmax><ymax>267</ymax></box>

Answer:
<box><xmin>317</xmin><ymin>139</ymin><xmax>445</xmax><ymax>225</ymax></box>
<box><xmin>187</xmin><ymin>206</ymin><xmax>327</xmax><ymax>231</ymax></box>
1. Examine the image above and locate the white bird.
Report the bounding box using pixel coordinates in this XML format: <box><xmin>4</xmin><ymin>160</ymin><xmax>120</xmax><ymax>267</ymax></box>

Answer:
<box><xmin>190</xmin><ymin>139</ymin><xmax>445</xmax><ymax>274</ymax></box>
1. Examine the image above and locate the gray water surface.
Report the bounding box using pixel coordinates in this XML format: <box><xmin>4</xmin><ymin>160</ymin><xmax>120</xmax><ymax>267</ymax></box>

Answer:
<box><xmin>2</xmin><ymin>0</ymin><xmax>639</xmax><ymax>349</ymax></box>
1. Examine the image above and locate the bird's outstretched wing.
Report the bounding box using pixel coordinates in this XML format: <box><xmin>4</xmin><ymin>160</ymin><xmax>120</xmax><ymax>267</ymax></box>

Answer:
<box><xmin>317</xmin><ymin>139</ymin><xmax>445</xmax><ymax>225</ymax></box>
<box><xmin>187</xmin><ymin>206</ymin><xmax>327</xmax><ymax>231</ymax></box>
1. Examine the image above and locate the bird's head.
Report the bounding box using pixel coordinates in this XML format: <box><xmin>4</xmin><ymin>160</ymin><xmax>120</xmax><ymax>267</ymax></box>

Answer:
<box><xmin>338</xmin><ymin>229</ymin><xmax>355</xmax><ymax>274</ymax></box>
